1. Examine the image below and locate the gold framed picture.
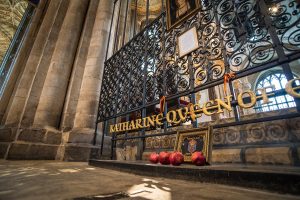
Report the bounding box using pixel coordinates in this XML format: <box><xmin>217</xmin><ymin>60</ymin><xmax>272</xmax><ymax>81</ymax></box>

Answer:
<box><xmin>177</xmin><ymin>26</ymin><xmax>199</xmax><ymax>58</ymax></box>
<box><xmin>174</xmin><ymin>127</ymin><xmax>212</xmax><ymax>162</ymax></box>
<box><xmin>166</xmin><ymin>0</ymin><xmax>200</xmax><ymax>31</ymax></box>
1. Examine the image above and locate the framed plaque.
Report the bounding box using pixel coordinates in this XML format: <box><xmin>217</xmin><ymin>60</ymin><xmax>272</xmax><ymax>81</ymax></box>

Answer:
<box><xmin>177</xmin><ymin>26</ymin><xmax>199</xmax><ymax>58</ymax></box>
<box><xmin>166</xmin><ymin>0</ymin><xmax>200</xmax><ymax>31</ymax></box>
<box><xmin>174</xmin><ymin>127</ymin><xmax>212</xmax><ymax>162</ymax></box>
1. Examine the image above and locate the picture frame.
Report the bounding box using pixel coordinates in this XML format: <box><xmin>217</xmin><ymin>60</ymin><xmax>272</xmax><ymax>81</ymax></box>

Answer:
<box><xmin>174</xmin><ymin>127</ymin><xmax>212</xmax><ymax>163</ymax></box>
<box><xmin>177</xmin><ymin>26</ymin><xmax>199</xmax><ymax>58</ymax></box>
<box><xmin>166</xmin><ymin>0</ymin><xmax>200</xmax><ymax>31</ymax></box>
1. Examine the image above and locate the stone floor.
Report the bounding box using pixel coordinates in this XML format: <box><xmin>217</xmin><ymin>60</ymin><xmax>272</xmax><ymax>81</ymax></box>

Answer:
<box><xmin>0</xmin><ymin>160</ymin><xmax>299</xmax><ymax>200</ymax></box>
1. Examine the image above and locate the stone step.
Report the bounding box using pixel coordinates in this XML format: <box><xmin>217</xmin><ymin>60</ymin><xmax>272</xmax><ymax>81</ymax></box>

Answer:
<box><xmin>89</xmin><ymin>159</ymin><xmax>300</xmax><ymax>195</ymax></box>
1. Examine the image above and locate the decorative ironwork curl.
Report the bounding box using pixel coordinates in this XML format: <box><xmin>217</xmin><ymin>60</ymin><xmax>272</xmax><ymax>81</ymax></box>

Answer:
<box><xmin>98</xmin><ymin>0</ymin><xmax>299</xmax><ymax>121</ymax></box>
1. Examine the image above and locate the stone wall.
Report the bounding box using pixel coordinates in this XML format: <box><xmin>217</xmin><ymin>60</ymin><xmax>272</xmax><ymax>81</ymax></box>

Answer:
<box><xmin>211</xmin><ymin>117</ymin><xmax>300</xmax><ymax>165</ymax></box>
<box><xmin>116</xmin><ymin>109</ymin><xmax>300</xmax><ymax>166</ymax></box>
<box><xmin>0</xmin><ymin>0</ymin><xmax>113</xmax><ymax>161</ymax></box>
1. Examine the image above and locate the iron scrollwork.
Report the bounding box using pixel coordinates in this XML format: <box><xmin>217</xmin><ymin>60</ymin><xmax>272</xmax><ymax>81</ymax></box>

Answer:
<box><xmin>265</xmin><ymin>0</ymin><xmax>300</xmax><ymax>53</ymax></box>
<box><xmin>98</xmin><ymin>0</ymin><xmax>299</xmax><ymax>122</ymax></box>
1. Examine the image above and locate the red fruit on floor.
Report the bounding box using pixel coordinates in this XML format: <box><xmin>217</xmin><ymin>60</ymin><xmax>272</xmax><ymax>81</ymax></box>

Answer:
<box><xmin>159</xmin><ymin>151</ymin><xmax>171</xmax><ymax>165</ymax></box>
<box><xmin>169</xmin><ymin>152</ymin><xmax>184</xmax><ymax>166</ymax></box>
<box><xmin>191</xmin><ymin>151</ymin><xmax>206</xmax><ymax>166</ymax></box>
<box><xmin>149</xmin><ymin>152</ymin><xmax>159</xmax><ymax>164</ymax></box>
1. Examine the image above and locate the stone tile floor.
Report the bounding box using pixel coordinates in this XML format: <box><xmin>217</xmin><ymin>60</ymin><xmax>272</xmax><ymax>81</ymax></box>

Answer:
<box><xmin>0</xmin><ymin>160</ymin><xmax>299</xmax><ymax>200</ymax></box>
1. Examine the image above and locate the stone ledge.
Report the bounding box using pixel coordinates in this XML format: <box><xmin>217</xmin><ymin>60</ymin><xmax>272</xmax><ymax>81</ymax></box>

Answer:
<box><xmin>245</xmin><ymin>147</ymin><xmax>292</xmax><ymax>165</ymax></box>
<box><xmin>212</xmin><ymin>149</ymin><xmax>242</xmax><ymax>163</ymax></box>
<box><xmin>89</xmin><ymin>160</ymin><xmax>300</xmax><ymax>195</ymax></box>
<box><xmin>142</xmin><ymin>151</ymin><xmax>152</xmax><ymax>161</ymax></box>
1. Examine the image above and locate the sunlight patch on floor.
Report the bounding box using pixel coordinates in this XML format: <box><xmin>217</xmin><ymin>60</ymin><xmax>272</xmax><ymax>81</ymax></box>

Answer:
<box><xmin>0</xmin><ymin>173</ymin><xmax>11</xmax><ymax>177</ymax></box>
<box><xmin>85</xmin><ymin>167</ymin><xmax>96</xmax><ymax>170</ymax></box>
<box><xmin>58</xmin><ymin>168</ymin><xmax>81</xmax><ymax>173</ymax></box>
<box><xmin>0</xmin><ymin>190</ymin><xmax>13</xmax><ymax>195</ymax></box>
<box><xmin>48</xmin><ymin>173</ymin><xmax>61</xmax><ymax>176</ymax></box>
<box><xmin>127</xmin><ymin>178</ymin><xmax>171</xmax><ymax>200</ymax></box>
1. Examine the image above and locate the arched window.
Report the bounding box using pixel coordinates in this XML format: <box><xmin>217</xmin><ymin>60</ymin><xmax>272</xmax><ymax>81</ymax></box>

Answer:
<box><xmin>255</xmin><ymin>71</ymin><xmax>297</xmax><ymax>112</ymax></box>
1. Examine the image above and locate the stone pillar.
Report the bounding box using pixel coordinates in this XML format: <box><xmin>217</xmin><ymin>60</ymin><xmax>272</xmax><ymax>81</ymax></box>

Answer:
<box><xmin>2</xmin><ymin>0</ymin><xmax>69</xmax><ymax>127</ymax></box>
<box><xmin>62</xmin><ymin>0</ymin><xmax>114</xmax><ymax>161</ymax></box>
<box><xmin>0</xmin><ymin>0</ymin><xmax>90</xmax><ymax>160</ymax></box>
<box><xmin>116</xmin><ymin>0</ymin><xmax>131</xmax><ymax>50</ymax></box>
<box><xmin>33</xmin><ymin>0</ymin><xmax>89</xmax><ymax>128</ymax></box>
<box><xmin>0</xmin><ymin>0</ymin><xmax>47</xmax><ymax>123</ymax></box>
<box><xmin>0</xmin><ymin>0</ymin><xmax>50</xmax><ymax>159</ymax></box>
<box><xmin>74</xmin><ymin>0</ymin><xmax>114</xmax><ymax>131</ymax></box>
<box><xmin>107</xmin><ymin>1</ymin><xmax>119</xmax><ymax>58</ymax></box>
<box><xmin>0</xmin><ymin>0</ymin><xmax>71</xmax><ymax>160</ymax></box>
<box><xmin>59</xmin><ymin>0</ymin><xmax>100</xmax><ymax>133</ymax></box>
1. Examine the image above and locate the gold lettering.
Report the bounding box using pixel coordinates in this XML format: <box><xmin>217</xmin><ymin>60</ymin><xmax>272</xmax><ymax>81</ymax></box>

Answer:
<box><xmin>117</xmin><ymin>123</ymin><xmax>122</xmax><ymax>132</ymax></box>
<box><xmin>143</xmin><ymin>116</ymin><xmax>156</xmax><ymax>127</ymax></box>
<box><xmin>110</xmin><ymin>124</ymin><xmax>116</xmax><ymax>133</ymax></box>
<box><xmin>135</xmin><ymin>119</ymin><xmax>144</xmax><ymax>129</ymax></box>
<box><xmin>238</xmin><ymin>90</ymin><xmax>257</xmax><ymax>108</ymax></box>
<box><xmin>191</xmin><ymin>103</ymin><xmax>202</xmax><ymax>120</ymax></box>
<box><xmin>166</xmin><ymin>110</ymin><xmax>180</xmax><ymax>124</ymax></box>
<box><xmin>128</xmin><ymin>120</ymin><xmax>136</xmax><ymax>130</ymax></box>
<box><xmin>285</xmin><ymin>78</ymin><xmax>300</xmax><ymax>98</ymax></box>
<box><xmin>187</xmin><ymin>103</ymin><xmax>196</xmax><ymax>121</ymax></box>
<box><xmin>122</xmin><ymin>121</ymin><xmax>129</xmax><ymax>131</ymax></box>
<box><xmin>177</xmin><ymin>107</ymin><xmax>189</xmax><ymax>122</ymax></box>
<box><xmin>108</xmin><ymin>87</ymin><xmax>282</xmax><ymax>131</ymax></box>
<box><xmin>215</xmin><ymin>95</ymin><xmax>233</xmax><ymax>114</ymax></box>
<box><xmin>142</xmin><ymin>117</ymin><xmax>148</xmax><ymax>127</ymax></box>
<box><xmin>155</xmin><ymin>113</ymin><xmax>163</xmax><ymax>125</ymax></box>
<box><xmin>193</xmin><ymin>103</ymin><xmax>202</xmax><ymax>114</ymax></box>
<box><xmin>257</xmin><ymin>86</ymin><xmax>274</xmax><ymax>104</ymax></box>
<box><xmin>115</xmin><ymin>123</ymin><xmax>120</xmax><ymax>132</ymax></box>
<box><xmin>120</xmin><ymin>123</ymin><xmax>124</xmax><ymax>132</ymax></box>
<box><xmin>202</xmin><ymin>100</ymin><xmax>217</xmax><ymax>116</ymax></box>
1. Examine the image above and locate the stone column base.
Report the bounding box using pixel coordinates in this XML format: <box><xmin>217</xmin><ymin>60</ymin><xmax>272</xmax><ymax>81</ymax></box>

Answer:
<box><xmin>0</xmin><ymin>127</ymin><xmax>110</xmax><ymax>161</ymax></box>
<box><xmin>0</xmin><ymin>127</ymin><xmax>62</xmax><ymax>160</ymax></box>
<box><xmin>57</xmin><ymin>129</ymin><xmax>112</xmax><ymax>161</ymax></box>
<box><xmin>7</xmin><ymin>142</ymin><xmax>60</xmax><ymax>160</ymax></box>
<box><xmin>0</xmin><ymin>127</ymin><xmax>17</xmax><ymax>158</ymax></box>
<box><xmin>58</xmin><ymin>143</ymin><xmax>101</xmax><ymax>161</ymax></box>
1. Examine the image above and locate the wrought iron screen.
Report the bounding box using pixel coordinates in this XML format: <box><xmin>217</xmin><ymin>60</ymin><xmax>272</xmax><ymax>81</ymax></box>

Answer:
<box><xmin>98</xmin><ymin>0</ymin><xmax>300</xmax><ymax>123</ymax></box>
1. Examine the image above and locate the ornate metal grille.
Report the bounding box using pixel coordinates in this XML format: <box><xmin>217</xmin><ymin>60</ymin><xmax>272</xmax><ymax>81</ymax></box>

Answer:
<box><xmin>98</xmin><ymin>0</ymin><xmax>300</xmax><ymax>122</ymax></box>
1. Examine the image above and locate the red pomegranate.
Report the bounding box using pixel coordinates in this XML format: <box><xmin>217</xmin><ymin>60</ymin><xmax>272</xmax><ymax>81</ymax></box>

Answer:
<box><xmin>169</xmin><ymin>152</ymin><xmax>184</xmax><ymax>166</ymax></box>
<box><xmin>191</xmin><ymin>151</ymin><xmax>206</xmax><ymax>166</ymax></box>
<box><xmin>159</xmin><ymin>151</ymin><xmax>171</xmax><ymax>165</ymax></box>
<box><xmin>149</xmin><ymin>152</ymin><xmax>159</xmax><ymax>164</ymax></box>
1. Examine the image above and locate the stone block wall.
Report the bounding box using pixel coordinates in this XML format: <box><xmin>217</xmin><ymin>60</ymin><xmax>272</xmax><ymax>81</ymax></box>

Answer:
<box><xmin>0</xmin><ymin>127</ymin><xmax>61</xmax><ymax>160</ymax></box>
<box><xmin>137</xmin><ymin>111</ymin><xmax>300</xmax><ymax>166</ymax></box>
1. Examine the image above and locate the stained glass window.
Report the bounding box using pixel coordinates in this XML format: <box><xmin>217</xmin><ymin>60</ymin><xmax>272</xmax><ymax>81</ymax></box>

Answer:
<box><xmin>255</xmin><ymin>71</ymin><xmax>298</xmax><ymax>112</ymax></box>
